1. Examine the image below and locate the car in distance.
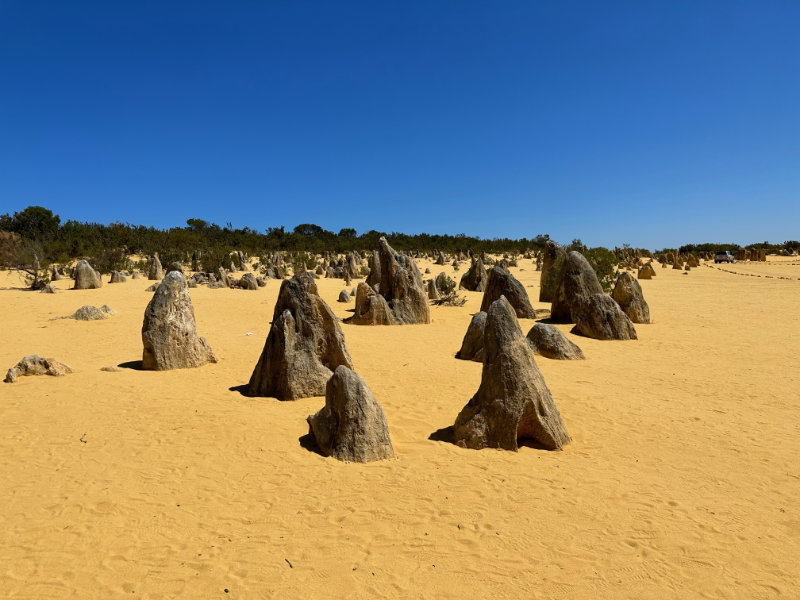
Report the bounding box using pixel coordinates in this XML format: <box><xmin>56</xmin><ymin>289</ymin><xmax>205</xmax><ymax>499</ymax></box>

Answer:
<box><xmin>714</xmin><ymin>251</ymin><xmax>735</xmax><ymax>263</ymax></box>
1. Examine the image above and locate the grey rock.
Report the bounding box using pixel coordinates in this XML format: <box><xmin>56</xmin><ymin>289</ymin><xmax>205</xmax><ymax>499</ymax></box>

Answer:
<box><xmin>239</xmin><ymin>273</ymin><xmax>258</xmax><ymax>290</ymax></box>
<box><xmin>459</xmin><ymin>257</ymin><xmax>489</xmax><ymax>292</ymax></box>
<box><xmin>247</xmin><ymin>272</ymin><xmax>353</xmax><ymax>400</ymax></box>
<box><xmin>73</xmin><ymin>260</ymin><xmax>102</xmax><ymax>290</ymax></box>
<box><xmin>338</xmin><ymin>289</ymin><xmax>350</xmax><ymax>303</ymax></box>
<box><xmin>571</xmin><ymin>293</ymin><xmax>638</xmax><ymax>340</ymax></box>
<box><xmin>526</xmin><ymin>323</ymin><xmax>585</xmax><ymax>360</ymax></box>
<box><xmin>148</xmin><ymin>254</ymin><xmax>164</xmax><ymax>280</ymax></box>
<box><xmin>377</xmin><ymin>237</ymin><xmax>430</xmax><ymax>324</ymax></box>
<box><xmin>551</xmin><ymin>251</ymin><xmax>603</xmax><ymax>323</ymax></box>
<box><xmin>539</xmin><ymin>241</ymin><xmax>566</xmax><ymax>302</ymax></box>
<box><xmin>40</xmin><ymin>284</ymin><xmax>56</xmax><ymax>294</ymax></box>
<box><xmin>452</xmin><ymin>296</ymin><xmax>571</xmax><ymax>451</ymax></box>
<box><xmin>346</xmin><ymin>282</ymin><xmax>396</xmax><ymax>325</ymax></box>
<box><xmin>5</xmin><ymin>355</ymin><xmax>73</xmax><ymax>383</ymax></box>
<box><xmin>455</xmin><ymin>311</ymin><xmax>487</xmax><ymax>362</ymax></box>
<box><xmin>166</xmin><ymin>261</ymin><xmax>183</xmax><ymax>275</ymax></box>
<box><xmin>479</xmin><ymin>267</ymin><xmax>537</xmax><ymax>319</ymax></box>
<box><xmin>307</xmin><ymin>365</ymin><xmax>395</xmax><ymax>463</ymax></box>
<box><xmin>427</xmin><ymin>278</ymin><xmax>440</xmax><ymax>300</ymax></box>
<box><xmin>109</xmin><ymin>271</ymin><xmax>127</xmax><ymax>283</ymax></box>
<box><xmin>611</xmin><ymin>272</ymin><xmax>651</xmax><ymax>324</ymax></box>
<box><xmin>141</xmin><ymin>271</ymin><xmax>217</xmax><ymax>370</ymax></box>
<box><xmin>72</xmin><ymin>305</ymin><xmax>112</xmax><ymax>321</ymax></box>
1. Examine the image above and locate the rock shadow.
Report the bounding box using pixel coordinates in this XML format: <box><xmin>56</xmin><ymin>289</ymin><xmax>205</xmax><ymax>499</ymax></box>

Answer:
<box><xmin>428</xmin><ymin>425</ymin><xmax>455</xmax><ymax>444</ymax></box>
<box><xmin>117</xmin><ymin>360</ymin><xmax>144</xmax><ymax>370</ymax></box>
<box><xmin>298</xmin><ymin>432</ymin><xmax>324</xmax><ymax>457</ymax></box>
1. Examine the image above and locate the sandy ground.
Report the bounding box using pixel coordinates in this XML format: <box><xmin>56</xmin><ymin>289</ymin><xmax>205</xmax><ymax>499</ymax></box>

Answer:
<box><xmin>0</xmin><ymin>257</ymin><xmax>798</xmax><ymax>599</ymax></box>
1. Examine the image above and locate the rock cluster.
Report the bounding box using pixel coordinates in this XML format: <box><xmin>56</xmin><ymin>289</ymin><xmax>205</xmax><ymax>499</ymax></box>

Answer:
<box><xmin>452</xmin><ymin>296</ymin><xmax>571</xmax><ymax>451</ymax></box>
<box><xmin>572</xmin><ymin>294</ymin><xmax>637</xmax><ymax>340</ymax></box>
<box><xmin>247</xmin><ymin>272</ymin><xmax>353</xmax><ymax>400</ymax></box>
<box><xmin>550</xmin><ymin>251</ymin><xmax>603</xmax><ymax>323</ymax></box>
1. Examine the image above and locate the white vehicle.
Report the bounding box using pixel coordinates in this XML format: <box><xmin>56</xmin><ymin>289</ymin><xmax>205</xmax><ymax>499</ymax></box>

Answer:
<box><xmin>714</xmin><ymin>251</ymin><xmax>735</xmax><ymax>263</ymax></box>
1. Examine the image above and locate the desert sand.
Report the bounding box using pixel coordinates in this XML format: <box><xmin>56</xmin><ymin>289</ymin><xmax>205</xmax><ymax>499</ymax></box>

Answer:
<box><xmin>1</xmin><ymin>257</ymin><xmax>798</xmax><ymax>599</ymax></box>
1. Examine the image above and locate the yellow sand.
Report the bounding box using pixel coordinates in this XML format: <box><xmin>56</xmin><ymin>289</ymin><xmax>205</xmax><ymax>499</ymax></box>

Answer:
<box><xmin>1</xmin><ymin>258</ymin><xmax>798</xmax><ymax>599</ymax></box>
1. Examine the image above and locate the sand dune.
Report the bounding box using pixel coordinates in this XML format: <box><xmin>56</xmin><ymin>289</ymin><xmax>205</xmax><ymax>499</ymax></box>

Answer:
<box><xmin>1</xmin><ymin>258</ymin><xmax>798</xmax><ymax>598</ymax></box>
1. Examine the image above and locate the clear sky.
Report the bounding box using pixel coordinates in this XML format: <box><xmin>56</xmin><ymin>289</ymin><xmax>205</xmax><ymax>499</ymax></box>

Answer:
<box><xmin>1</xmin><ymin>1</ymin><xmax>798</xmax><ymax>248</ymax></box>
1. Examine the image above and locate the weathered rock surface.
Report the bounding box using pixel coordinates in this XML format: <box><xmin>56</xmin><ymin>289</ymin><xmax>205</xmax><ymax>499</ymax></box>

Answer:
<box><xmin>452</xmin><ymin>296</ymin><xmax>571</xmax><ymax>451</ymax></box>
<box><xmin>526</xmin><ymin>323</ymin><xmax>584</xmax><ymax>360</ymax></box>
<box><xmin>455</xmin><ymin>311</ymin><xmax>487</xmax><ymax>362</ymax></box>
<box><xmin>40</xmin><ymin>284</ymin><xmax>56</xmax><ymax>294</ymax></box>
<box><xmin>550</xmin><ymin>251</ymin><xmax>603</xmax><ymax>323</ymax></box>
<box><xmin>73</xmin><ymin>260</ymin><xmax>102</xmax><ymax>290</ymax></box>
<box><xmin>72</xmin><ymin>305</ymin><xmax>114</xmax><ymax>321</ymax></box>
<box><xmin>346</xmin><ymin>282</ymin><xmax>396</xmax><ymax>325</ymax></box>
<box><xmin>479</xmin><ymin>267</ymin><xmax>537</xmax><ymax>319</ymax></box>
<box><xmin>459</xmin><ymin>258</ymin><xmax>489</xmax><ymax>292</ymax></box>
<box><xmin>148</xmin><ymin>254</ymin><xmax>164</xmax><ymax>280</ymax></box>
<box><xmin>539</xmin><ymin>241</ymin><xmax>566</xmax><ymax>302</ymax></box>
<box><xmin>376</xmin><ymin>237</ymin><xmax>430</xmax><ymax>324</ymax></box>
<box><xmin>572</xmin><ymin>293</ymin><xmax>637</xmax><ymax>340</ymax></box>
<box><xmin>247</xmin><ymin>272</ymin><xmax>353</xmax><ymax>400</ymax></box>
<box><xmin>239</xmin><ymin>273</ymin><xmax>258</xmax><ymax>290</ymax></box>
<box><xmin>307</xmin><ymin>365</ymin><xmax>394</xmax><ymax>463</ymax></box>
<box><xmin>638</xmin><ymin>262</ymin><xmax>656</xmax><ymax>280</ymax></box>
<box><xmin>337</xmin><ymin>289</ymin><xmax>350</xmax><ymax>303</ymax></box>
<box><xmin>141</xmin><ymin>271</ymin><xmax>217</xmax><ymax>370</ymax></box>
<box><xmin>365</xmin><ymin>251</ymin><xmax>381</xmax><ymax>290</ymax></box>
<box><xmin>166</xmin><ymin>261</ymin><xmax>183</xmax><ymax>275</ymax></box>
<box><xmin>4</xmin><ymin>355</ymin><xmax>73</xmax><ymax>383</ymax></box>
<box><xmin>611</xmin><ymin>272</ymin><xmax>651</xmax><ymax>324</ymax></box>
<box><xmin>109</xmin><ymin>271</ymin><xmax>127</xmax><ymax>283</ymax></box>
<box><xmin>427</xmin><ymin>278</ymin><xmax>440</xmax><ymax>300</ymax></box>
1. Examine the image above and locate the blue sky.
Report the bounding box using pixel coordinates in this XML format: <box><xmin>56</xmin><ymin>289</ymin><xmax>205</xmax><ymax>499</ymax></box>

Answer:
<box><xmin>1</xmin><ymin>1</ymin><xmax>798</xmax><ymax>248</ymax></box>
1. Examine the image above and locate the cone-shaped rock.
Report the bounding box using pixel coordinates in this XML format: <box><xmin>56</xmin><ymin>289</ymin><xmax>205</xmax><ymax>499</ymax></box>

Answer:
<box><xmin>109</xmin><ymin>270</ymin><xmax>127</xmax><ymax>283</ymax></box>
<box><xmin>611</xmin><ymin>272</ymin><xmax>651</xmax><ymax>324</ymax></box>
<box><xmin>148</xmin><ymin>254</ymin><xmax>164</xmax><ymax>280</ymax></box>
<box><xmin>346</xmin><ymin>282</ymin><xmax>396</xmax><ymax>325</ymax></box>
<box><xmin>247</xmin><ymin>272</ymin><xmax>353</xmax><ymax>400</ymax></box>
<box><xmin>73</xmin><ymin>259</ymin><xmax>102</xmax><ymax>290</ymax></box>
<box><xmin>459</xmin><ymin>257</ymin><xmax>489</xmax><ymax>292</ymax></box>
<box><xmin>637</xmin><ymin>263</ymin><xmax>656</xmax><ymax>280</ymax></box>
<box><xmin>550</xmin><ymin>251</ymin><xmax>604</xmax><ymax>323</ymax></box>
<box><xmin>427</xmin><ymin>278</ymin><xmax>439</xmax><ymax>300</ymax></box>
<box><xmin>572</xmin><ymin>293</ymin><xmax>637</xmax><ymax>340</ymax></box>
<box><xmin>539</xmin><ymin>241</ymin><xmax>566</xmax><ymax>302</ymax></box>
<box><xmin>142</xmin><ymin>271</ymin><xmax>217</xmax><ymax>370</ymax></box>
<box><xmin>365</xmin><ymin>251</ymin><xmax>381</xmax><ymax>290</ymax></box>
<box><xmin>455</xmin><ymin>311</ymin><xmax>486</xmax><ymax>362</ymax></box>
<box><xmin>479</xmin><ymin>267</ymin><xmax>537</xmax><ymax>319</ymax></box>
<box><xmin>526</xmin><ymin>323</ymin><xmax>585</xmax><ymax>360</ymax></box>
<box><xmin>452</xmin><ymin>296</ymin><xmax>571</xmax><ymax>451</ymax></box>
<box><xmin>377</xmin><ymin>237</ymin><xmax>430</xmax><ymax>324</ymax></box>
<box><xmin>307</xmin><ymin>365</ymin><xmax>394</xmax><ymax>463</ymax></box>
<box><xmin>239</xmin><ymin>273</ymin><xmax>258</xmax><ymax>290</ymax></box>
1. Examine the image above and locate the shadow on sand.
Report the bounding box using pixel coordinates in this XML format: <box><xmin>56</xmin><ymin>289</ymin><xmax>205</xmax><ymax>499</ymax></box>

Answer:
<box><xmin>298</xmin><ymin>432</ymin><xmax>325</xmax><ymax>457</ymax></box>
<box><xmin>117</xmin><ymin>360</ymin><xmax>144</xmax><ymax>370</ymax></box>
<box><xmin>428</xmin><ymin>425</ymin><xmax>455</xmax><ymax>444</ymax></box>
